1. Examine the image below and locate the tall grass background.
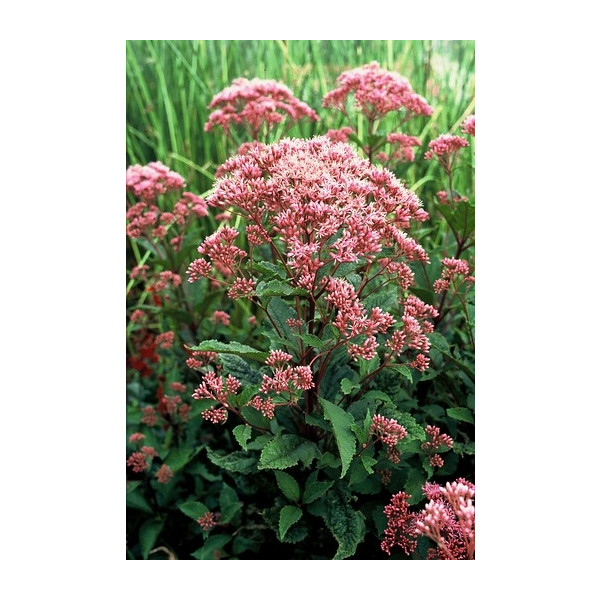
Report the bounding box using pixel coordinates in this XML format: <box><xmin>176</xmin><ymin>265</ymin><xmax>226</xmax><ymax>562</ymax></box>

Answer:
<box><xmin>126</xmin><ymin>40</ymin><xmax>475</xmax><ymax>197</ymax></box>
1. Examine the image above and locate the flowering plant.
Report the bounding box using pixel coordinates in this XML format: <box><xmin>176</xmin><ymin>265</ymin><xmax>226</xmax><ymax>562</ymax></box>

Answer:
<box><xmin>126</xmin><ymin>53</ymin><xmax>474</xmax><ymax>560</ymax></box>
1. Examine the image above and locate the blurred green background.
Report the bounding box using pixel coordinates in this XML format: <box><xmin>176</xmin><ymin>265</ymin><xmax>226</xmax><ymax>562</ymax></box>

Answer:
<box><xmin>126</xmin><ymin>40</ymin><xmax>475</xmax><ymax>194</ymax></box>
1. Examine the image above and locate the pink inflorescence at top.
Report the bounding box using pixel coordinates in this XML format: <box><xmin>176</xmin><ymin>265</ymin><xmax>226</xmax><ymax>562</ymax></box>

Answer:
<box><xmin>433</xmin><ymin>258</ymin><xmax>474</xmax><ymax>293</ymax></box>
<box><xmin>205</xmin><ymin>77</ymin><xmax>319</xmax><ymax>137</ymax></box>
<box><xmin>188</xmin><ymin>136</ymin><xmax>437</xmax><ymax>366</ymax></box>
<box><xmin>126</xmin><ymin>161</ymin><xmax>185</xmax><ymax>202</ymax></box>
<box><xmin>323</xmin><ymin>61</ymin><xmax>433</xmax><ymax>121</ymax></box>
<box><xmin>370</xmin><ymin>414</ymin><xmax>408</xmax><ymax>463</ymax></box>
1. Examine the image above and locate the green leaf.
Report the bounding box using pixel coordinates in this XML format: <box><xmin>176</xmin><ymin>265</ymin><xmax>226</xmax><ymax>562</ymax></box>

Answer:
<box><xmin>390</xmin><ymin>364</ymin><xmax>413</xmax><ymax>383</ymax></box>
<box><xmin>219</xmin><ymin>354</ymin><xmax>263</xmax><ymax>386</ymax></box>
<box><xmin>258</xmin><ymin>435</ymin><xmax>321</xmax><ymax>470</ymax></box>
<box><xmin>253</xmin><ymin>261</ymin><xmax>288</xmax><ymax>280</ymax></box>
<box><xmin>279</xmin><ymin>506</ymin><xmax>302</xmax><ymax>539</ymax></box>
<box><xmin>404</xmin><ymin>469</ymin><xmax>426</xmax><ymax>505</ymax></box>
<box><xmin>358</xmin><ymin>354</ymin><xmax>380</xmax><ymax>379</ymax></box>
<box><xmin>446</xmin><ymin>407</ymin><xmax>474</xmax><ymax>424</ymax></box>
<box><xmin>303</xmin><ymin>479</ymin><xmax>334</xmax><ymax>505</ymax></box>
<box><xmin>256</xmin><ymin>279</ymin><xmax>308</xmax><ymax>298</ymax></box>
<box><xmin>340</xmin><ymin>377</ymin><xmax>359</xmax><ymax>395</ymax></box>
<box><xmin>139</xmin><ymin>519</ymin><xmax>164</xmax><ymax>560</ymax></box>
<box><xmin>274</xmin><ymin>471</ymin><xmax>301</xmax><ymax>502</ymax></box>
<box><xmin>206</xmin><ymin>448</ymin><xmax>258</xmax><ymax>474</ymax></box>
<box><xmin>191</xmin><ymin>534</ymin><xmax>232</xmax><ymax>560</ymax></box>
<box><xmin>190</xmin><ymin>340</ymin><xmax>268</xmax><ymax>362</ymax></box>
<box><xmin>179</xmin><ymin>500</ymin><xmax>209</xmax><ymax>520</ymax></box>
<box><xmin>323</xmin><ymin>483</ymin><xmax>366</xmax><ymax>560</ymax></box>
<box><xmin>233</xmin><ymin>424</ymin><xmax>252</xmax><ymax>451</ymax></box>
<box><xmin>298</xmin><ymin>333</ymin><xmax>326</xmax><ymax>349</ymax></box>
<box><xmin>165</xmin><ymin>447</ymin><xmax>195</xmax><ymax>472</ymax></box>
<box><xmin>320</xmin><ymin>398</ymin><xmax>357</xmax><ymax>478</ymax></box>
<box><xmin>429</xmin><ymin>334</ymin><xmax>474</xmax><ymax>379</ymax></box>
<box><xmin>126</xmin><ymin>488</ymin><xmax>153</xmax><ymax>514</ymax></box>
<box><xmin>360</xmin><ymin>454</ymin><xmax>378</xmax><ymax>475</ymax></box>
<box><xmin>219</xmin><ymin>483</ymin><xmax>242</xmax><ymax>523</ymax></box>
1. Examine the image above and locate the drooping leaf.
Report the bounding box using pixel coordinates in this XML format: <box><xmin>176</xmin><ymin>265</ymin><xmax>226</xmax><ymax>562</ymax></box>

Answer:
<box><xmin>274</xmin><ymin>471</ymin><xmax>301</xmax><ymax>502</ymax></box>
<box><xmin>189</xmin><ymin>340</ymin><xmax>268</xmax><ymax>362</ymax></box>
<box><xmin>126</xmin><ymin>488</ymin><xmax>153</xmax><ymax>514</ymax></box>
<box><xmin>279</xmin><ymin>506</ymin><xmax>302</xmax><ymax>540</ymax></box>
<box><xmin>232</xmin><ymin>424</ymin><xmax>252</xmax><ymax>451</ymax></box>
<box><xmin>323</xmin><ymin>483</ymin><xmax>366</xmax><ymax>560</ymax></box>
<box><xmin>258</xmin><ymin>435</ymin><xmax>320</xmax><ymax>470</ymax></box>
<box><xmin>320</xmin><ymin>398</ymin><xmax>357</xmax><ymax>478</ymax></box>
<box><xmin>139</xmin><ymin>519</ymin><xmax>164</xmax><ymax>560</ymax></box>
<box><xmin>206</xmin><ymin>448</ymin><xmax>258</xmax><ymax>474</ymax></box>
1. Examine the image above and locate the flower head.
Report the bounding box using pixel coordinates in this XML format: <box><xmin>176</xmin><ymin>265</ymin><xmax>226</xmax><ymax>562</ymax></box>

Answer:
<box><xmin>323</xmin><ymin>61</ymin><xmax>433</xmax><ymax>121</ymax></box>
<box><xmin>205</xmin><ymin>77</ymin><xmax>319</xmax><ymax>138</ymax></box>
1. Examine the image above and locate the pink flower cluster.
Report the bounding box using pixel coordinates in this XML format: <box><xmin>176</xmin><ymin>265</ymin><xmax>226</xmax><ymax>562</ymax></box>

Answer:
<box><xmin>385</xmin><ymin>295</ymin><xmax>438</xmax><ymax>371</ymax></box>
<box><xmin>185</xmin><ymin>350</ymin><xmax>218</xmax><ymax>371</ymax></box>
<box><xmin>155</xmin><ymin>464</ymin><xmax>173</xmax><ymax>484</ymax></box>
<box><xmin>126</xmin><ymin>446</ymin><xmax>157</xmax><ymax>473</ymax></box>
<box><xmin>370</xmin><ymin>414</ymin><xmax>408</xmax><ymax>463</ymax></box>
<box><xmin>377</xmin><ymin>133</ymin><xmax>422</xmax><ymax>164</ymax></box>
<box><xmin>421</xmin><ymin>425</ymin><xmax>454</xmax><ymax>467</ymax></box>
<box><xmin>259</xmin><ymin>350</ymin><xmax>314</xmax><ymax>395</ymax></box>
<box><xmin>126</xmin><ymin>161</ymin><xmax>185</xmax><ymax>202</ymax></box>
<box><xmin>249</xmin><ymin>396</ymin><xmax>276</xmax><ymax>419</ymax></box>
<box><xmin>197</xmin><ymin>511</ymin><xmax>219</xmax><ymax>532</ymax></box>
<box><xmin>126</xmin><ymin>164</ymin><xmax>208</xmax><ymax>245</ymax></box>
<box><xmin>211</xmin><ymin>310</ymin><xmax>231</xmax><ymax>326</ymax></box>
<box><xmin>190</xmin><ymin>136</ymin><xmax>435</xmax><ymax>367</ymax></box>
<box><xmin>461</xmin><ymin>115</ymin><xmax>475</xmax><ymax>136</ymax></box>
<box><xmin>381</xmin><ymin>478</ymin><xmax>475</xmax><ymax>559</ymax></box>
<box><xmin>415</xmin><ymin>479</ymin><xmax>475</xmax><ymax>559</ymax></box>
<box><xmin>325</xmin><ymin>126</ymin><xmax>354</xmax><ymax>143</ymax></box>
<box><xmin>193</xmin><ymin>372</ymin><xmax>241</xmax><ymax>425</ymax></box>
<box><xmin>205</xmin><ymin>77</ymin><xmax>319</xmax><ymax>138</ymax></box>
<box><xmin>323</xmin><ymin>61</ymin><xmax>433</xmax><ymax>121</ymax></box>
<box><xmin>424</xmin><ymin>134</ymin><xmax>469</xmax><ymax>173</ymax></box>
<box><xmin>433</xmin><ymin>258</ymin><xmax>474</xmax><ymax>293</ymax></box>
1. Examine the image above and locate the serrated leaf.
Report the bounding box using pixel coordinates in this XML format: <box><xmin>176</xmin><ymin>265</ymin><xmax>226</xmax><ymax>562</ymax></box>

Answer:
<box><xmin>139</xmin><ymin>519</ymin><xmax>164</xmax><ymax>560</ymax></box>
<box><xmin>206</xmin><ymin>448</ymin><xmax>258</xmax><ymax>474</ymax></box>
<box><xmin>233</xmin><ymin>424</ymin><xmax>252</xmax><ymax>451</ymax></box>
<box><xmin>191</xmin><ymin>534</ymin><xmax>232</xmax><ymax>560</ymax></box>
<box><xmin>274</xmin><ymin>471</ymin><xmax>301</xmax><ymax>502</ymax></box>
<box><xmin>190</xmin><ymin>340</ymin><xmax>268</xmax><ymax>362</ymax></box>
<box><xmin>178</xmin><ymin>500</ymin><xmax>209</xmax><ymax>520</ymax></box>
<box><xmin>253</xmin><ymin>261</ymin><xmax>288</xmax><ymax>280</ymax></box>
<box><xmin>219</xmin><ymin>483</ymin><xmax>242</xmax><ymax>523</ymax></box>
<box><xmin>340</xmin><ymin>377</ymin><xmax>359</xmax><ymax>395</ymax></box>
<box><xmin>279</xmin><ymin>506</ymin><xmax>302</xmax><ymax>539</ymax></box>
<box><xmin>256</xmin><ymin>279</ymin><xmax>307</xmax><ymax>298</ymax></box>
<box><xmin>258</xmin><ymin>435</ymin><xmax>320</xmax><ymax>470</ymax></box>
<box><xmin>323</xmin><ymin>483</ymin><xmax>366</xmax><ymax>560</ymax></box>
<box><xmin>219</xmin><ymin>354</ymin><xmax>263</xmax><ymax>386</ymax></box>
<box><xmin>320</xmin><ymin>398</ymin><xmax>357</xmax><ymax>478</ymax></box>
<box><xmin>303</xmin><ymin>479</ymin><xmax>333</xmax><ymax>504</ymax></box>
<box><xmin>446</xmin><ymin>407</ymin><xmax>474</xmax><ymax>424</ymax></box>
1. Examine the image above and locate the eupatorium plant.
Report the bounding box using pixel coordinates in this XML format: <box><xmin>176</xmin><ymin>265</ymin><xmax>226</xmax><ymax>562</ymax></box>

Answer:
<box><xmin>177</xmin><ymin>136</ymin><xmax>458</xmax><ymax>559</ymax></box>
